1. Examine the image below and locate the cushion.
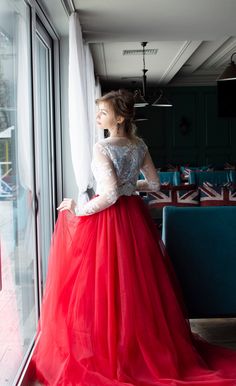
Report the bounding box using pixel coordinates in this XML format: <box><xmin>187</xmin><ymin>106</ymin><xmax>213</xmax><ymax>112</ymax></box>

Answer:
<box><xmin>199</xmin><ymin>182</ymin><xmax>236</xmax><ymax>206</ymax></box>
<box><xmin>159</xmin><ymin>171</ymin><xmax>181</xmax><ymax>186</ymax></box>
<box><xmin>180</xmin><ymin>165</ymin><xmax>213</xmax><ymax>182</ymax></box>
<box><xmin>146</xmin><ymin>184</ymin><xmax>199</xmax><ymax>208</ymax></box>
<box><xmin>228</xmin><ymin>184</ymin><xmax>236</xmax><ymax>204</ymax></box>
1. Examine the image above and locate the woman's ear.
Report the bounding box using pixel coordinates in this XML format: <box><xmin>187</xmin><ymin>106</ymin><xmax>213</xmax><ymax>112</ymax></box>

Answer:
<box><xmin>117</xmin><ymin>115</ymin><xmax>125</xmax><ymax>124</ymax></box>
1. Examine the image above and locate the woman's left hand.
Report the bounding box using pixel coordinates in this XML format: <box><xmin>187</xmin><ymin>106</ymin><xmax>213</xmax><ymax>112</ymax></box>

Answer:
<box><xmin>57</xmin><ymin>198</ymin><xmax>76</xmax><ymax>214</ymax></box>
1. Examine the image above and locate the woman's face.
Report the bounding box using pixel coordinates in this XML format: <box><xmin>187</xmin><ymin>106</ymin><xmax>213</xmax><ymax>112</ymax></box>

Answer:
<box><xmin>96</xmin><ymin>101</ymin><xmax>117</xmax><ymax>130</ymax></box>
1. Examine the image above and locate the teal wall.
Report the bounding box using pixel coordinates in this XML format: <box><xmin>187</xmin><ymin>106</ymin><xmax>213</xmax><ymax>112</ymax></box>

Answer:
<box><xmin>136</xmin><ymin>86</ymin><xmax>236</xmax><ymax>168</ymax></box>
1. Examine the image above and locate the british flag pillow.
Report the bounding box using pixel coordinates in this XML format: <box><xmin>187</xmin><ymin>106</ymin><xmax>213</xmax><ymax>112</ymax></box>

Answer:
<box><xmin>145</xmin><ymin>184</ymin><xmax>199</xmax><ymax>208</ymax></box>
<box><xmin>199</xmin><ymin>182</ymin><xmax>236</xmax><ymax>206</ymax></box>
<box><xmin>228</xmin><ymin>184</ymin><xmax>236</xmax><ymax>204</ymax></box>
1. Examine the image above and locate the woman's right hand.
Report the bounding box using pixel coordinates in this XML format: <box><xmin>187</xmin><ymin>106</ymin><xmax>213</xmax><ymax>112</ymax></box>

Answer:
<box><xmin>57</xmin><ymin>198</ymin><xmax>76</xmax><ymax>214</ymax></box>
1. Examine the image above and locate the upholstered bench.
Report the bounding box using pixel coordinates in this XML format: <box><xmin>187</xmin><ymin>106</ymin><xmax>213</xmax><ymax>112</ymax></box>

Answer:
<box><xmin>189</xmin><ymin>170</ymin><xmax>231</xmax><ymax>185</ymax></box>
<box><xmin>162</xmin><ymin>206</ymin><xmax>236</xmax><ymax>318</ymax></box>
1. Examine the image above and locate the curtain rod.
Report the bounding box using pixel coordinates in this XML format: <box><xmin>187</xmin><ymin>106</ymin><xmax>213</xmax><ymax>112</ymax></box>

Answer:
<box><xmin>60</xmin><ymin>0</ymin><xmax>76</xmax><ymax>16</ymax></box>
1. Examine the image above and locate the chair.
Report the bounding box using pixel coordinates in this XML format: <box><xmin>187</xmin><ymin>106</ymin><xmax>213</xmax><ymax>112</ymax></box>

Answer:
<box><xmin>159</xmin><ymin>171</ymin><xmax>181</xmax><ymax>186</ymax></box>
<box><xmin>229</xmin><ymin>170</ymin><xmax>236</xmax><ymax>183</ymax></box>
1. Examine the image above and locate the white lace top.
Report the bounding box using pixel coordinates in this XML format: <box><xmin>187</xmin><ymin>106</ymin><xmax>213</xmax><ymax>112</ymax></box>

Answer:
<box><xmin>77</xmin><ymin>136</ymin><xmax>160</xmax><ymax>216</ymax></box>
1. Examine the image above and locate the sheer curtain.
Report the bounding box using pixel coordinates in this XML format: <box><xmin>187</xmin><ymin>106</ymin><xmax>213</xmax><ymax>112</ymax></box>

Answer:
<box><xmin>84</xmin><ymin>43</ymin><xmax>96</xmax><ymax>150</ymax></box>
<box><xmin>16</xmin><ymin>12</ymin><xmax>35</xmax><ymax>252</ymax></box>
<box><xmin>69</xmin><ymin>12</ymin><xmax>102</xmax><ymax>207</ymax></box>
<box><xmin>17</xmin><ymin>13</ymin><xmax>33</xmax><ymax>193</ymax></box>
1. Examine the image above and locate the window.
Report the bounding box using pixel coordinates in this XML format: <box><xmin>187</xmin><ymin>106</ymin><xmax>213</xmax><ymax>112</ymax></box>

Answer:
<box><xmin>0</xmin><ymin>1</ymin><xmax>61</xmax><ymax>384</ymax></box>
<box><xmin>35</xmin><ymin>18</ymin><xmax>57</xmax><ymax>288</ymax></box>
<box><xmin>0</xmin><ymin>1</ymin><xmax>38</xmax><ymax>384</ymax></box>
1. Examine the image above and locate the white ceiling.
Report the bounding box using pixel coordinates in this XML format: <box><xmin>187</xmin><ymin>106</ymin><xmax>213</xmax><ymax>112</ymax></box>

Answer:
<box><xmin>42</xmin><ymin>0</ymin><xmax>236</xmax><ymax>87</ymax></box>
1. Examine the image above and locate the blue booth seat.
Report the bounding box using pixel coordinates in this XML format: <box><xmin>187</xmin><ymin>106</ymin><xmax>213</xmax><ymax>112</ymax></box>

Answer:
<box><xmin>189</xmin><ymin>170</ymin><xmax>230</xmax><ymax>185</ymax></box>
<box><xmin>162</xmin><ymin>206</ymin><xmax>236</xmax><ymax>318</ymax></box>
<box><xmin>159</xmin><ymin>171</ymin><xmax>181</xmax><ymax>186</ymax></box>
<box><xmin>229</xmin><ymin>170</ymin><xmax>236</xmax><ymax>183</ymax></box>
<box><xmin>139</xmin><ymin>171</ymin><xmax>181</xmax><ymax>186</ymax></box>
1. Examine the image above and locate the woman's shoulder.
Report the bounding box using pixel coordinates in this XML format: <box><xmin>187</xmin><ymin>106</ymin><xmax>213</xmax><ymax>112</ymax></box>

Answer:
<box><xmin>136</xmin><ymin>136</ymin><xmax>147</xmax><ymax>145</ymax></box>
<box><xmin>97</xmin><ymin>135</ymin><xmax>147</xmax><ymax>144</ymax></box>
<box><xmin>93</xmin><ymin>136</ymin><xmax>148</xmax><ymax>152</ymax></box>
<box><xmin>92</xmin><ymin>139</ymin><xmax>109</xmax><ymax>157</ymax></box>
<box><xmin>135</xmin><ymin>136</ymin><xmax>148</xmax><ymax>153</ymax></box>
<box><xmin>94</xmin><ymin>138</ymin><xmax>107</xmax><ymax>147</ymax></box>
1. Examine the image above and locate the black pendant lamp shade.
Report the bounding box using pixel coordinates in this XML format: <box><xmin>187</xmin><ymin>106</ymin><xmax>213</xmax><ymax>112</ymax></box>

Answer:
<box><xmin>152</xmin><ymin>89</ymin><xmax>173</xmax><ymax>107</ymax></box>
<box><xmin>134</xmin><ymin>89</ymin><xmax>148</xmax><ymax>107</ymax></box>
<box><xmin>218</xmin><ymin>52</ymin><xmax>236</xmax><ymax>81</ymax></box>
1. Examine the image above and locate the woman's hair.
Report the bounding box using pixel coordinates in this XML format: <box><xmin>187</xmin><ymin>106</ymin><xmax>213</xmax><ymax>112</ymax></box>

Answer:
<box><xmin>95</xmin><ymin>89</ymin><xmax>137</xmax><ymax>138</ymax></box>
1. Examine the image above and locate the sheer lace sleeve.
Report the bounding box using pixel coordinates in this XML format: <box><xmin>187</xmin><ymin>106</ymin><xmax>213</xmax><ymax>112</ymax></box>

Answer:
<box><xmin>136</xmin><ymin>150</ymin><xmax>160</xmax><ymax>192</ymax></box>
<box><xmin>76</xmin><ymin>143</ymin><xmax>119</xmax><ymax>216</ymax></box>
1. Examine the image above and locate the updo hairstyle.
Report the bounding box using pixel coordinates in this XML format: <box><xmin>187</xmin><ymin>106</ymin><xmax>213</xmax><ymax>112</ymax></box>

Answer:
<box><xmin>96</xmin><ymin>89</ymin><xmax>137</xmax><ymax>138</ymax></box>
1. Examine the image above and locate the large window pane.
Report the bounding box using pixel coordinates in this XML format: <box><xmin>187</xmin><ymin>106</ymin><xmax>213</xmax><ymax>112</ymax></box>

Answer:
<box><xmin>0</xmin><ymin>1</ymin><xmax>38</xmax><ymax>384</ymax></box>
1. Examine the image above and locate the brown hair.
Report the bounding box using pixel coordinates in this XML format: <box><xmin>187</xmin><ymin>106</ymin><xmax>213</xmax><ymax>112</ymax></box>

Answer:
<box><xmin>96</xmin><ymin>89</ymin><xmax>137</xmax><ymax>138</ymax></box>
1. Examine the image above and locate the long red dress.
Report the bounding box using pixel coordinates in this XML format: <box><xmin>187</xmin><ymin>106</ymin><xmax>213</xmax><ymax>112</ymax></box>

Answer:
<box><xmin>30</xmin><ymin>137</ymin><xmax>236</xmax><ymax>385</ymax></box>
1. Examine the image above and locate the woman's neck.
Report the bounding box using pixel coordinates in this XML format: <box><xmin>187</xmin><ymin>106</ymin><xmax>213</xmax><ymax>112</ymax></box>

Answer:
<box><xmin>109</xmin><ymin>134</ymin><xmax>128</xmax><ymax>138</ymax></box>
<box><xmin>108</xmin><ymin>129</ymin><xmax>128</xmax><ymax>138</ymax></box>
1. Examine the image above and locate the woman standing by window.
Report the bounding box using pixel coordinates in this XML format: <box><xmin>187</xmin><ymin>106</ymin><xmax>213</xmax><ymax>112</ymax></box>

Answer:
<box><xmin>31</xmin><ymin>89</ymin><xmax>236</xmax><ymax>386</ymax></box>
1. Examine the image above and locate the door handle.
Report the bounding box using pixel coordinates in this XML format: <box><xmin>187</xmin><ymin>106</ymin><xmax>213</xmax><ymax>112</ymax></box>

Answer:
<box><xmin>32</xmin><ymin>193</ymin><xmax>39</xmax><ymax>215</ymax></box>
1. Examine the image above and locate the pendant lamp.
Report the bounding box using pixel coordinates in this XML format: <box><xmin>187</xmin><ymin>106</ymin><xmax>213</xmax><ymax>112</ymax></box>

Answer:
<box><xmin>152</xmin><ymin>89</ymin><xmax>173</xmax><ymax>107</ymax></box>
<box><xmin>134</xmin><ymin>89</ymin><xmax>149</xmax><ymax>107</ymax></box>
<box><xmin>218</xmin><ymin>52</ymin><xmax>236</xmax><ymax>81</ymax></box>
<box><xmin>134</xmin><ymin>42</ymin><xmax>149</xmax><ymax>107</ymax></box>
<box><xmin>133</xmin><ymin>42</ymin><xmax>172</xmax><ymax>108</ymax></box>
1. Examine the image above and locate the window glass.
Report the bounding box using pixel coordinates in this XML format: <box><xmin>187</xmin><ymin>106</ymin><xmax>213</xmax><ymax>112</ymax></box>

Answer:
<box><xmin>0</xmin><ymin>1</ymin><xmax>38</xmax><ymax>384</ymax></box>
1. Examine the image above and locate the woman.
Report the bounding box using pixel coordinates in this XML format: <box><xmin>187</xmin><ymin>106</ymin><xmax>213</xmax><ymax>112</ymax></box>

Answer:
<box><xmin>31</xmin><ymin>89</ymin><xmax>236</xmax><ymax>385</ymax></box>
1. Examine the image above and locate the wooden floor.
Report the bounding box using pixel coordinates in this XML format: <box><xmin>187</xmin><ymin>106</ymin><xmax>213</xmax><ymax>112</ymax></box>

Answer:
<box><xmin>190</xmin><ymin>318</ymin><xmax>236</xmax><ymax>350</ymax></box>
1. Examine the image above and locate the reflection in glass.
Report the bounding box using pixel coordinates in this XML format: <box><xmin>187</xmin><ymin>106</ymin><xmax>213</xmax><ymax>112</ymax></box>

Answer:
<box><xmin>0</xmin><ymin>1</ymin><xmax>37</xmax><ymax>384</ymax></box>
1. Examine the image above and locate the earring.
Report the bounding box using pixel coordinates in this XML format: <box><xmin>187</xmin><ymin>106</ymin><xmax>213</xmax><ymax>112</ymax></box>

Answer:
<box><xmin>116</xmin><ymin>122</ymin><xmax>120</xmax><ymax>134</ymax></box>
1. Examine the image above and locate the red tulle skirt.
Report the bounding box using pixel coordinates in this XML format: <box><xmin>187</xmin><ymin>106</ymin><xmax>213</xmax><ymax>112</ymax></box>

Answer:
<box><xmin>30</xmin><ymin>195</ymin><xmax>236</xmax><ymax>386</ymax></box>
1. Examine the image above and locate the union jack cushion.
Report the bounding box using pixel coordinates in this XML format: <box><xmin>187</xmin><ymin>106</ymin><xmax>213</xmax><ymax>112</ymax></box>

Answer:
<box><xmin>199</xmin><ymin>182</ymin><xmax>236</xmax><ymax>206</ymax></box>
<box><xmin>145</xmin><ymin>184</ymin><xmax>199</xmax><ymax>208</ymax></box>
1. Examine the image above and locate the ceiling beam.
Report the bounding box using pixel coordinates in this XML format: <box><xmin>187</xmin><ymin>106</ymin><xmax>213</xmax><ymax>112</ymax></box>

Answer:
<box><xmin>158</xmin><ymin>41</ymin><xmax>202</xmax><ymax>85</ymax></box>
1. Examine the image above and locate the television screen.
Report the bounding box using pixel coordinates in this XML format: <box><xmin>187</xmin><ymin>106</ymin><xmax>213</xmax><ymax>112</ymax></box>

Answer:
<box><xmin>217</xmin><ymin>79</ymin><xmax>236</xmax><ymax>117</ymax></box>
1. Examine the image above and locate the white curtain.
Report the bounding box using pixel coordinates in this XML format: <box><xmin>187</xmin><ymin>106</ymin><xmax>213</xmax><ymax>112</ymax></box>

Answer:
<box><xmin>17</xmin><ymin>13</ymin><xmax>33</xmax><ymax>192</ymax></box>
<box><xmin>69</xmin><ymin>13</ymin><xmax>97</xmax><ymax>207</ymax></box>
<box><xmin>16</xmin><ymin>13</ymin><xmax>34</xmax><ymax>253</ymax></box>
<box><xmin>84</xmin><ymin>43</ymin><xmax>96</xmax><ymax>151</ymax></box>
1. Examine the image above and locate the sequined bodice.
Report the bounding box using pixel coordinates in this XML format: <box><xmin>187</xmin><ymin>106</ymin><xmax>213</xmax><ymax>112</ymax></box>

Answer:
<box><xmin>77</xmin><ymin>136</ymin><xmax>160</xmax><ymax>216</ymax></box>
<box><xmin>91</xmin><ymin>137</ymin><xmax>147</xmax><ymax>197</ymax></box>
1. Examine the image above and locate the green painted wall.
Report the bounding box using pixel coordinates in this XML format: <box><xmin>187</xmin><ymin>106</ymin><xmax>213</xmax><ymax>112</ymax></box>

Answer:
<box><xmin>136</xmin><ymin>86</ymin><xmax>236</xmax><ymax>168</ymax></box>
